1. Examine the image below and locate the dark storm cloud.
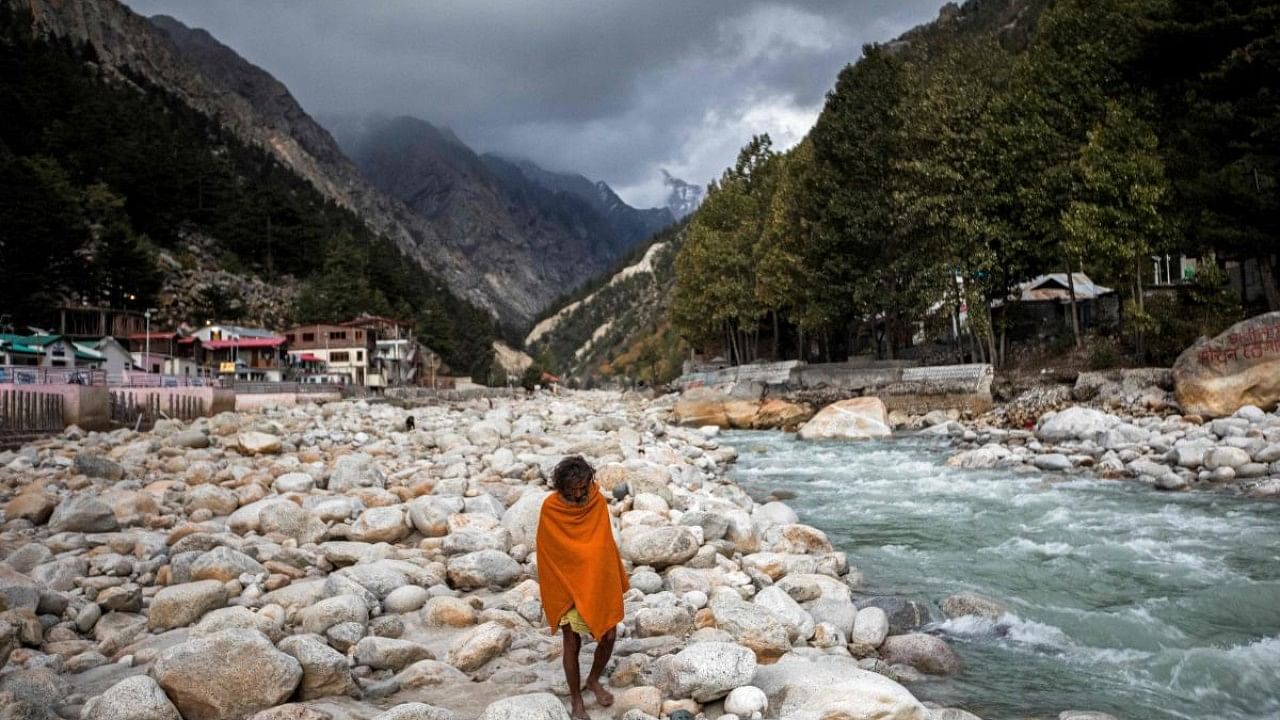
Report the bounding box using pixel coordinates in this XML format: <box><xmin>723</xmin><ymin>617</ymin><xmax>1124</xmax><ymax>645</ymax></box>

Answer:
<box><xmin>122</xmin><ymin>0</ymin><xmax>947</xmax><ymax>206</ymax></box>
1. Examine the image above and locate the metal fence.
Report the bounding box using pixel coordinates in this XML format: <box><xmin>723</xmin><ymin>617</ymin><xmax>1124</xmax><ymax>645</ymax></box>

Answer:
<box><xmin>0</xmin><ymin>365</ymin><xmax>106</xmax><ymax>386</ymax></box>
<box><xmin>228</xmin><ymin>381</ymin><xmax>340</xmax><ymax>394</ymax></box>
<box><xmin>118</xmin><ymin>373</ymin><xmax>221</xmax><ymax>388</ymax></box>
<box><xmin>109</xmin><ymin>391</ymin><xmax>205</xmax><ymax>431</ymax></box>
<box><xmin>0</xmin><ymin>388</ymin><xmax>64</xmax><ymax>447</ymax></box>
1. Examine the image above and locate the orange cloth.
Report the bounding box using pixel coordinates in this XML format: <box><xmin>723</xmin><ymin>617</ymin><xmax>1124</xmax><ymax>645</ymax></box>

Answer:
<box><xmin>536</xmin><ymin>483</ymin><xmax>628</xmax><ymax>640</ymax></box>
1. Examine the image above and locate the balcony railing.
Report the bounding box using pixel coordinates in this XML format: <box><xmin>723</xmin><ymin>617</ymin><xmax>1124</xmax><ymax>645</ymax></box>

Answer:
<box><xmin>0</xmin><ymin>366</ymin><xmax>106</xmax><ymax>386</ymax></box>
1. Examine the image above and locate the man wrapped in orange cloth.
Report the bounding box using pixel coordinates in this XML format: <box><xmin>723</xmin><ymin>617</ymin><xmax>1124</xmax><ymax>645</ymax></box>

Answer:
<box><xmin>537</xmin><ymin>455</ymin><xmax>629</xmax><ymax>720</ymax></box>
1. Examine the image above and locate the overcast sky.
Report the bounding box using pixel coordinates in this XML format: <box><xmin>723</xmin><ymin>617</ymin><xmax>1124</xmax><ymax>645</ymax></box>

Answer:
<box><xmin>122</xmin><ymin>0</ymin><xmax>948</xmax><ymax>208</ymax></box>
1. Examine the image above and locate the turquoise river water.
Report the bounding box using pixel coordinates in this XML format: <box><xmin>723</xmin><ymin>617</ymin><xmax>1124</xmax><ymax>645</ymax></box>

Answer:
<box><xmin>720</xmin><ymin>431</ymin><xmax>1280</xmax><ymax>720</ymax></box>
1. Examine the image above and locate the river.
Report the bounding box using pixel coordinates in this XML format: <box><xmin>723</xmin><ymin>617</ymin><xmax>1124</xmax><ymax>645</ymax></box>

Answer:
<box><xmin>720</xmin><ymin>431</ymin><xmax>1280</xmax><ymax>720</ymax></box>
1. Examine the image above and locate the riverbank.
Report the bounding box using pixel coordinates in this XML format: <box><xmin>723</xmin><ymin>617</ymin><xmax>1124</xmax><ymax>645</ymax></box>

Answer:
<box><xmin>0</xmin><ymin>390</ymin><xmax>1081</xmax><ymax>720</ymax></box>
<box><xmin>937</xmin><ymin>400</ymin><xmax>1280</xmax><ymax>499</ymax></box>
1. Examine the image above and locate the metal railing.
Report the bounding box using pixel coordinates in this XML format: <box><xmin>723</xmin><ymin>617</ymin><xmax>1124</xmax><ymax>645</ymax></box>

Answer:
<box><xmin>0</xmin><ymin>365</ymin><xmax>106</xmax><ymax>386</ymax></box>
<box><xmin>228</xmin><ymin>381</ymin><xmax>340</xmax><ymax>394</ymax></box>
<box><xmin>118</xmin><ymin>372</ymin><xmax>222</xmax><ymax>388</ymax></box>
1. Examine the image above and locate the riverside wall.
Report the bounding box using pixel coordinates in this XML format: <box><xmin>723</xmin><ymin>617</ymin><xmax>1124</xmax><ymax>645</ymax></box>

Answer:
<box><xmin>678</xmin><ymin>360</ymin><xmax>995</xmax><ymax>414</ymax></box>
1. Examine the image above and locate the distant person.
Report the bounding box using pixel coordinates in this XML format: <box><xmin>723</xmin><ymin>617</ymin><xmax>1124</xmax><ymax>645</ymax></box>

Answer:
<box><xmin>536</xmin><ymin>456</ymin><xmax>627</xmax><ymax>719</ymax></box>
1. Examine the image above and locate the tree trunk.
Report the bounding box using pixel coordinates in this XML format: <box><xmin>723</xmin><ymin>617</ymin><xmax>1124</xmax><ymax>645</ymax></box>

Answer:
<box><xmin>953</xmin><ymin>306</ymin><xmax>964</xmax><ymax>364</ymax></box>
<box><xmin>772</xmin><ymin>311</ymin><xmax>780</xmax><ymax>360</ymax></box>
<box><xmin>1260</xmin><ymin>255</ymin><xmax>1280</xmax><ymax>312</ymax></box>
<box><xmin>985</xmin><ymin>300</ymin><xmax>999</xmax><ymax>367</ymax></box>
<box><xmin>1135</xmin><ymin>262</ymin><xmax>1146</xmax><ymax>363</ymax></box>
<box><xmin>1066</xmin><ymin>264</ymin><xmax>1083</xmax><ymax>349</ymax></box>
<box><xmin>797</xmin><ymin>327</ymin><xmax>805</xmax><ymax>362</ymax></box>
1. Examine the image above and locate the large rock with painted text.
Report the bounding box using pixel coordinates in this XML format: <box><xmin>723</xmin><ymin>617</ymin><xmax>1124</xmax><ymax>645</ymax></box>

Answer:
<box><xmin>1173</xmin><ymin>312</ymin><xmax>1280</xmax><ymax>417</ymax></box>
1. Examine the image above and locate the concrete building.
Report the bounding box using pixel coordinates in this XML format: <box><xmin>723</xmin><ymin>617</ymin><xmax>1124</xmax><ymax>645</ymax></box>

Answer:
<box><xmin>285</xmin><ymin>324</ymin><xmax>376</xmax><ymax>386</ymax></box>
<box><xmin>126</xmin><ymin>332</ymin><xmax>209</xmax><ymax>378</ymax></box>
<box><xmin>204</xmin><ymin>336</ymin><xmax>288</xmax><ymax>382</ymax></box>
<box><xmin>341</xmin><ymin>315</ymin><xmax>421</xmax><ymax>386</ymax></box>
<box><xmin>0</xmin><ymin>333</ymin><xmax>102</xmax><ymax>368</ymax></box>
<box><xmin>82</xmin><ymin>337</ymin><xmax>135</xmax><ymax>384</ymax></box>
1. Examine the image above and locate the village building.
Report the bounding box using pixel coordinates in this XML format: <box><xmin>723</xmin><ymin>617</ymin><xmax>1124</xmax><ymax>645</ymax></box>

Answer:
<box><xmin>57</xmin><ymin>305</ymin><xmax>148</xmax><ymax>340</ymax></box>
<box><xmin>284</xmin><ymin>324</ymin><xmax>377</xmax><ymax>386</ymax></box>
<box><xmin>203</xmin><ymin>336</ymin><xmax>288</xmax><ymax>382</ymax></box>
<box><xmin>125</xmin><ymin>332</ymin><xmax>209</xmax><ymax>377</ymax></box>
<box><xmin>1007</xmin><ymin>273</ymin><xmax>1119</xmax><ymax>338</ymax></box>
<box><xmin>80</xmin><ymin>337</ymin><xmax>135</xmax><ymax>384</ymax></box>
<box><xmin>0</xmin><ymin>333</ymin><xmax>103</xmax><ymax>369</ymax></box>
<box><xmin>340</xmin><ymin>315</ymin><xmax>427</xmax><ymax>386</ymax></box>
<box><xmin>191</xmin><ymin>324</ymin><xmax>277</xmax><ymax>344</ymax></box>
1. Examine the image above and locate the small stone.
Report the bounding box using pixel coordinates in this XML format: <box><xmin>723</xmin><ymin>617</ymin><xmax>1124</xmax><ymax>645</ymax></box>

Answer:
<box><xmin>879</xmin><ymin>633</ymin><xmax>963</xmax><ymax>675</ymax></box>
<box><xmin>149</xmin><ymin>580</ymin><xmax>228</xmax><ymax>631</ymax></box>
<box><xmin>478</xmin><ymin>693</ymin><xmax>571</xmax><ymax>720</ymax></box>
<box><xmin>447</xmin><ymin>621</ymin><xmax>512</xmax><ymax>672</ymax></box>
<box><xmin>723</xmin><ymin>686</ymin><xmax>767</xmax><ymax>718</ymax></box>
<box><xmin>238</xmin><ymin>431</ymin><xmax>282</xmax><ymax>455</ymax></box>
<box><xmin>80</xmin><ymin>675</ymin><xmax>181</xmax><ymax>720</ymax></box>
<box><xmin>939</xmin><ymin>592</ymin><xmax>1008</xmax><ymax>620</ymax></box>
<box><xmin>354</xmin><ymin>636</ymin><xmax>435</xmax><ymax>671</ymax></box>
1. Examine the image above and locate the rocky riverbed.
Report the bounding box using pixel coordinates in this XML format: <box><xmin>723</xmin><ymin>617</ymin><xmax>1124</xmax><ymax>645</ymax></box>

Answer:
<box><xmin>937</xmin><ymin>403</ymin><xmax>1280</xmax><ymax>498</ymax></box>
<box><xmin>0</xmin><ymin>390</ymin><xmax>1072</xmax><ymax>720</ymax></box>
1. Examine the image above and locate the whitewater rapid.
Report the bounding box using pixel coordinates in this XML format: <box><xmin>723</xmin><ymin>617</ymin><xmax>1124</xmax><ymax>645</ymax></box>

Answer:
<box><xmin>721</xmin><ymin>431</ymin><xmax>1280</xmax><ymax>720</ymax></box>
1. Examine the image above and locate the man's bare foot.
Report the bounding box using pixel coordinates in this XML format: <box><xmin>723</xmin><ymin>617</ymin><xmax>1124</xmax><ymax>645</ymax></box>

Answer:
<box><xmin>569</xmin><ymin>701</ymin><xmax>590</xmax><ymax>720</ymax></box>
<box><xmin>586</xmin><ymin>680</ymin><xmax>614</xmax><ymax>707</ymax></box>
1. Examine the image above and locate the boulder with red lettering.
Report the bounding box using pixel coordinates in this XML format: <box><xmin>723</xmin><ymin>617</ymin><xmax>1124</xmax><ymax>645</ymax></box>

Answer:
<box><xmin>1173</xmin><ymin>312</ymin><xmax>1280</xmax><ymax>417</ymax></box>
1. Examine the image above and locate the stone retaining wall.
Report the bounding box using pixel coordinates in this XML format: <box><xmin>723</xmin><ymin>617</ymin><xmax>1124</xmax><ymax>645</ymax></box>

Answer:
<box><xmin>677</xmin><ymin>361</ymin><xmax>994</xmax><ymax>415</ymax></box>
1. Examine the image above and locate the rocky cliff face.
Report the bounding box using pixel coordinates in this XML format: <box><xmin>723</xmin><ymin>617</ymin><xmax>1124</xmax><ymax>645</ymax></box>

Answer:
<box><xmin>11</xmin><ymin>0</ymin><xmax>613</xmax><ymax>327</ymax></box>
<box><xmin>491</xmin><ymin>156</ymin><xmax>674</xmax><ymax>253</ymax></box>
<box><xmin>329</xmin><ymin>115</ymin><xmax>672</xmax><ymax>323</ymax></box>
<box><xmin>662</xmin><ymin>171</ymin><xmax>704</xmax><ymax>220</ymax></box>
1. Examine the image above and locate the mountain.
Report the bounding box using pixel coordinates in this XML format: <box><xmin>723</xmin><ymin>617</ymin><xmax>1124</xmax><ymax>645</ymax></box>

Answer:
<box><xmin>662</xmin><ymin>170</ymin><xmax>704</xmax><ymax>220</ymax></box>
<box><xmin>13</xmin><ymin>0</ymin><xmax>648</xmax><ymax>327</ymax></box>
<box><xmin>327</xmin><ymin>114</ymin><xmax>673</xmax><ymax>319</ymax></box>
<box><xmin>0</xmin><ymin>1</ymin><xmax>500</xmax><ymax>378</ymax></box>
<box><xmin>486</xmin><ymin>155</ymin><xmax>673</xmax><ymax>253</ymax></box>
<box><xmin>525</xmin><ymin>222</ymin><xmax>687</xmax><ymax>385</ymax></box>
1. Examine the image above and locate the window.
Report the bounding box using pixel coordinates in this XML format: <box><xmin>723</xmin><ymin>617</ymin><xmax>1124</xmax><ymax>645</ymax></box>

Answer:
<box><xmin>355</xmin><ymin>330</ymin><xmax>363</xmax><ymax>340</ymax></box>
<box><xmin>302</xmin><ymin>333</ymin><xmax>315</xmax><ymax>342</ymax></box>
<box><xmin>329</xmin><ymin>331</ymin><xmax>347</xmax><ymax>340</ymax></box>
<box><xmin>286</xmin><ymin>334</ymin><xmax>295</xmax><ymax>343</ymax></box>
<box><xmin>357</xmin><ymin>351</ymin><xmax>363</xmax><ymax>362</ymax></box>
<box><xmin>330</xmin><ymin>351</ymin><xmax>350</xmax><ymax>363</ymax></box>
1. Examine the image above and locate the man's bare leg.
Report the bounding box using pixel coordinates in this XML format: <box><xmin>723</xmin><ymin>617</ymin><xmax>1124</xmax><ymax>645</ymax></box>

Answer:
<box><xmin>561</xmin><ymin>626</ymin><xmax>589</xmax><ymax>720</ymax></box>
<box><xmin>584</xmin><ymin>627</ymin><xmax>616</xmax><ymax>707</ymax></box>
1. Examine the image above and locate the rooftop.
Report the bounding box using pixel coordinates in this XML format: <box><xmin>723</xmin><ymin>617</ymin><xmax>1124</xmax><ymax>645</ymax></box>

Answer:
<box><xmin>204</xmin><ymin>337</ymin><xmax>287</xmax><ymax>350</ymax></box>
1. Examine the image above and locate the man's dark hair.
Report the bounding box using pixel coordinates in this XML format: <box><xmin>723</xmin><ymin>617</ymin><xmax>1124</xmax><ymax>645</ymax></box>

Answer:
<box><xmin>552</xmin><ymin>455</ymin><xmax>594</xmax><ymax>492</ymax></box>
